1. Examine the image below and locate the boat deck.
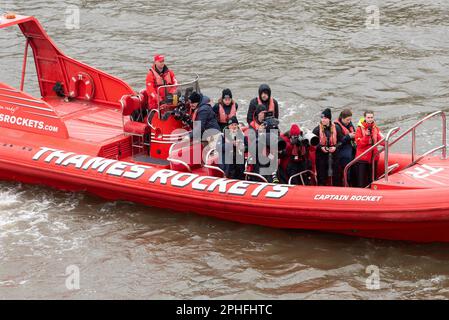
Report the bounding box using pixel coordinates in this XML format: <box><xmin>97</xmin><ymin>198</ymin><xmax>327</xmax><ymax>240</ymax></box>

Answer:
<box><xmin>44</xmin><ymin>96</ymin><xmax>124</xmax><ymax>144</ymax></box>
<box><xmin>373</xmin><ymin>157</ymin><xmax>449</xmax><ymax>190</ymax></box>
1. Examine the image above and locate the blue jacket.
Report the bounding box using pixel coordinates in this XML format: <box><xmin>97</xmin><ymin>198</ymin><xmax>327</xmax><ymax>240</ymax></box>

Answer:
<box><xmin>189</xmin><ymin>95</ymin><xmax>221</xmax><ymax>140</ymax></box>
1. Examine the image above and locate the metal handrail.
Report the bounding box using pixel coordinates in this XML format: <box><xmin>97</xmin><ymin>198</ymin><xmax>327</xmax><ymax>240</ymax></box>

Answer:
<box><xmin>244</xmin><ymin>172</ymin><xmax>268</xmax><ymax>183</ymax></box>
<box><xmin>288</xmin><ymin>170</ymin><xmax>317</xmax><ymax>186</ymax></box>
<box><xmin>343</xmin><ymin>127</ymin><xmax>400</xmax><ymax>187</ymax></box>
<box><xmin>382</xmin><ymin>111</ymin><xmax>447</xmax><ymax>167</ymax></box>
<box><xmin>382</xmin><ymin>127</ymin><xmax>401</xmax><ymax>182</ymax></box>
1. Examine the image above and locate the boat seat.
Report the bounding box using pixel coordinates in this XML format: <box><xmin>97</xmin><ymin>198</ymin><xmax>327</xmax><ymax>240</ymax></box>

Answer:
<box><xmin>121</xmin><ymin>94</ymin><xmax>149</xmax><ymax>154</ymax></box>
<box><xmin>168</xmin><ymin>142</ymin><xmax>203</xmax><ymax>172</ymax></box>
<box><xmin>139</xmin><ymin>89</ymin><xmax>149</xmax><ymax>110</ymax></box>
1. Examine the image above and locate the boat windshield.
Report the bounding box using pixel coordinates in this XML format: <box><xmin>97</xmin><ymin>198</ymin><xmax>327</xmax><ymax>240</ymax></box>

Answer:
<box><xmin>156</xmin><ymin>74</ymin><xmax>200</xmax><ymax>112</ymax></box>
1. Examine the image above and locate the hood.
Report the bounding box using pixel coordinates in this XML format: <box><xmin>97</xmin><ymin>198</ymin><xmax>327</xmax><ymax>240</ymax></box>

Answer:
<box><xmin>258</xmin><ymin>84</ymin><xmax>271</xmax><ymax>101</ymax></box>
<box><xmin>199</xmin><ymin>95</ymin><xmax>211</xmax><ymax>107</ymax></box>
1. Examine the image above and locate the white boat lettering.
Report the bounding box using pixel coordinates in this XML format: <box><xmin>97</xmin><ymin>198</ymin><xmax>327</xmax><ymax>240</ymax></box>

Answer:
<box><xmin>32</xmin><ymin>147</ymin><xmax>151</xmax><ymax>180</ymax></box>
<box><xmin>314</xmin><ymin>194</ymin><xmax>383</xmax><ymax>202</ymax></box>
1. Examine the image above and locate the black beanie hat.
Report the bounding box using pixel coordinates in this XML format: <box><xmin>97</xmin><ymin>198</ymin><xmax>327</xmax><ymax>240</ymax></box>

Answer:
<box><xmin>227</xmin><ymin>116</ymin><xmax>238</xmax><ymax>126</ymax></box>
<box><xmin>189</xmin><ymin>92</ymin><xmax>201</xmax><ymax>104</ymax></box>
<box><xmin>321</xmin><ymin>108</ymin><xmax>332</xmax><ymax>120</ymax></box>
<box><xmin>222</xmin><ymin>88</ymin><xmax>232</xmax><ymax>99</ymax></box>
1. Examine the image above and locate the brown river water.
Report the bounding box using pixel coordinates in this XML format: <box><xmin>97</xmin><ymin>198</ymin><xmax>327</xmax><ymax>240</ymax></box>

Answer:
<box><xmin>2</xmin><ymin>0</ymin><xmax>449</xmax><ymax>299</ymax></box>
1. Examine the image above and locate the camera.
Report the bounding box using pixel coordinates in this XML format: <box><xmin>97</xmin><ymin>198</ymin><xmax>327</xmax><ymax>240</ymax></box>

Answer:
<box><xmin>173</xmin><ymin>103</ymin><xmax>192</xmax><ymax>126</ymax></box>
<box><xmin>290</xmin><ymin>131</ymin><xmax>319</xmax><ymax>147</ymax></box>
<box><xmin>264</xmin><ymin>111</ymin><xmax>274</xmax><ymax>119</ymax></box>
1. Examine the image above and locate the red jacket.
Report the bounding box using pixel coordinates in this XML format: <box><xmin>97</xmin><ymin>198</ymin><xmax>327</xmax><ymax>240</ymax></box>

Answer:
<box><xmin>146</xmin><ymin>65</ymin><xmax>177</xmax><ymax>109</ymax></box>
<box><xmin>355</xmin><ymin>121</ymin><xmax>383</xmax><ymax>162</ymax></box>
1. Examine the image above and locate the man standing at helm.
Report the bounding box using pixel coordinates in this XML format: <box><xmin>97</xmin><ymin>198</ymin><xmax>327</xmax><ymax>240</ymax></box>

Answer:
<box><xmin>146</xmin><ymin>54</ymin><xmax>178</xmax><ymax>109</ymax></box>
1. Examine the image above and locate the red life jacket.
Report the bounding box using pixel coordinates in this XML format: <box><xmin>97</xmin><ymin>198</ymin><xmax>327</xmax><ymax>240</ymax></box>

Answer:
<box><xmin>360</xmin><ymin>123</ymin><xmax>380</xmax><ymax>144</ymax></box>
<box><xmin>150</xmin><ymin>65</ymin><xmax>173</xmax><ymax>87</ymax></box>
<box><xmin>191</xmin><ymin>108</ymin><xmax>199</xmax><ymax>122</ymax></box>
<box><xmin>335</xmin><ymin>119</ymin><xmax>355</xmax><ymax>136</ymax></box>
<box><xmin>257</xmin><ymin>97</ymin><xmax>275</xmax><ymax>112</ymax></box>
<box><xmin>249</xmin><ymin>120</ymin><xmax>260</xmax><ymax>131</ymax></box>
<box><xmin>319</xmin><ymin>123</ymin><xmax>337</xmax><ymax>147</ymax></box>
<box><xmin>218</xmin><ymin>101</ymin><xmax>237</xmax><ymax>124</ymax></box>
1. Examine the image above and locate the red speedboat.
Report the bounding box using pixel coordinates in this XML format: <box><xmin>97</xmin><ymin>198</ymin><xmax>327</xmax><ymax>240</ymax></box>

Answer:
<box><xmin>1</xmin><ymin>14</ymin><xmax>449</xmax><ymax>243</ymax></box>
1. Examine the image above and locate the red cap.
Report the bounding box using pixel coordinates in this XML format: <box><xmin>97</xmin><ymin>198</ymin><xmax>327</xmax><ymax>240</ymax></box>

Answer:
<box><xmin>290</xmin><ymin>124</ymin><xmax>301</xmax><ymax>136</ymax></box>
<box><xmin>154</xmin><ymin>54</ymin><xmax>165</xmax><ymax>62</ymax></box>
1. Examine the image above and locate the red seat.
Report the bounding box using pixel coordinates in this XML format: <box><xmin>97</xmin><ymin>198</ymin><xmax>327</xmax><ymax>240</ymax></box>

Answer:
<box><xmin>139</xmin><ymin>89</ymin><xmax>149</xmax><ymax>110</ymax></box>
<box><xmin>121</xmin><ymin>94</ymin><xmax>148</xmax><ymax>135</ymax></box>
<box><xmin>124</xmin><ymin>121</ymin><xmax>149</xmax><ymax>135</ymax></box>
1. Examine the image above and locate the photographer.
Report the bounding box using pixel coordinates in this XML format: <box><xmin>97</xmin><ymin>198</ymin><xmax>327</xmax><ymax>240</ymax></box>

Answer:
<box><xmin>217</xmin><ymin>116</ymin><xmax>247</xmax><ymax>180</ymax></box>
<box><xmin>279</xmin><ymin>124</ymin><xmax>314</xmax><ymax>185</ymax></box>
<box><xmin>187</xmin><ymin>92</ymin><xmax>221</xmax><ymax>143</ymax></box>
<box><xmin>354</xmin><ymin>111</ymin><xmax>383</xmax><ymax>188</ymax></box>
<box><xmin>334</xmin><ymin>109</ymin><xmax>356</xmax><ymax>186</ymax></box>
<box><xmin>249</xmin><ymin>104</ymin><xmax>269</xmax><ymax>131</ymax></box>
<box><xmin>312</xmin><ymin>108</ymin><xmax>339</xmax><ymax>186</ymax></box>
<box><xmin>248</xmin><ymin>117</ymin><xmax>286</xmax><ymax>183</ymax></box>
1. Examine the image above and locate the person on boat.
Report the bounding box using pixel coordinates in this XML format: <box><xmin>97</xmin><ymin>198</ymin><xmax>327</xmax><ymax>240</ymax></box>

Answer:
<box><xmin>246</xmin><ymin>84</ymin><xmax>279</xmax><ymax>126</ymax></box>
<box><xmin>334</xmin><ymin>109</ymin><xmax>356</xmax><ymax>186</ymax></box>
<box><xmin>213</xmin><ymin>88</ymin><xmax>239</xmax><ymax>131</ymax></box>
<box><xmin>217</xmin><ymin>116</ymin><xmax>247</xmax><ymax>180</ymax></box>
<box><xmin>146</xmin><ymin>54</ymin><xmax>178</xmax><ymax>109</ymax></box>
<box><xmin>354</xmin><ymin>110</ymin><xmax>383</xmax><ymax>188</ymax></box>
<box><xmin>279</xmin><ymin>124</ymin><xmax>312</xmax><ymax>185</ymax></box>
<box><xmin>187</xmin><ymin>92</ymin><xmax>221</xmax><ymax>144</ymax></box>
<box><xmin>313</xmin><ymin>108</ymin><xmax>339</xmax><ymax>186</ymax></box>
<box><xmin>248</xmin><ymin>117</ymin><xmax>285</xmax><ymax>183</ymax></box>
<box><xmin>249</xmin><ymin>104</ymin><xmax>268</xmax><ymax>131</ymax></box>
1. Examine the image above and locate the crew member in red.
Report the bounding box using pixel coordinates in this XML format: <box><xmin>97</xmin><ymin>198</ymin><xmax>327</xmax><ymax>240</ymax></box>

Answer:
<box><xmin>246</xmin><ymin>84</ymin><xmax>279</xmax><ymax>125</ymax></box>
<box><xmin>312</xmin><ymin>108</ymin><xmax>338</xmax><ymax>186</ymax></box>
<box><xmin>145</xmin><ymin>54</ymin><xmax>178</xmax><ymax>109</ymax></box>
<box><xmin>279</xmin><ymin>124</ymin><xmax>312</xmax><ymax>185</ymax></box>
<box><xmin>334</xmin><ymin>109</ymin><xmax>356</xmax><ymax>186</ymax></box>
<box><xmin>248</xmin><ymin>104</ymin><xmax>268</xmax><ymax>131</ymax></box>
<box><xmin>354</xmin><ymin>110</ymin><xmax>383</xmax><ymax>188</ymax></box>
<box><xmin>213</xmin><ymin>88</ymin><xmax>239</xmax><ymax>131</ymax></box>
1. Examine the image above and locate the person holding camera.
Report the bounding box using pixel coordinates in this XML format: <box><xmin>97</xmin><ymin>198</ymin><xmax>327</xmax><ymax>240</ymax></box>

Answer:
<box><xmin>249</xmin><ymin>104</ymin><xmax>269</xmax><ymax>131</ymax></box>
<box><xmin>213</xmin><ymin>89</ymin><xmax>239</xmax><ymax>131</ymax></box>
<box><xmin>248</xmin><ymin>117</ymin><xmax>285</xmax><ymax>183</ymax></box>
<box><xmin>312</xmin><ymin>108</ymin><xmax>339</xmax><ymax>186</ymax></box>
<box><xmin>187</xmin><ymin>92</ymin><xmax>221</xmax><ymax>143</ymax></box>
<box><xmin>354</xmin><ymin>110</ymin><xmax>383</xmax><ymax>188</ymax></box>
<box><xmin>217</xmin><ymin>116</ymin><xmax>247</xmax><ymax>180</ymax></box>
<box><xmin>246</xmin><ymin>84</ymin><xmax>279</xmax><ymax>126</ymax></box>
<box><xmin>279</xmin><ymin>124</ymin><xmax>313</xmax><ymax>185</ymax></box>
<box><xmin>334</xmin><ymin>109</ymin><xmax>356</xmax><ymax>186</ymax></box>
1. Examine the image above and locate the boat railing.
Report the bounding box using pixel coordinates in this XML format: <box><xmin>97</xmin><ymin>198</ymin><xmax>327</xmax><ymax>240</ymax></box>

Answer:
<box><xmin>156</xmin><ymin>74</ymin><xmax>200</xmax><ymax>110</ymax></box>
<box><xmin>288</xmin><ymin>170</ymin><xmax>317</xmax><ymax>186</ymax></box>
<box><xmin>380</xmin><ymin>111</ymin><xmax>447</xmax><ymax>180</ymax></box>
<box><xmin>343</xmin><ymin>127</ymin><xmax>400</xmax><ymax>187</ymax></box>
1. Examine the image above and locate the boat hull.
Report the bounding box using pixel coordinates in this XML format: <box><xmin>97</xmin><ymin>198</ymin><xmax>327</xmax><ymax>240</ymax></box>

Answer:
<box><xmin>2</xmin><ymin>142</ymin><xmax>449</xmax><ymax>243</ymax></box>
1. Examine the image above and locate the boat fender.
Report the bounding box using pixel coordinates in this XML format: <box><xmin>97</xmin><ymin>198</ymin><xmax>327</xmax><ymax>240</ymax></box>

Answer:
<box><xmin>68</xmin><ymin>72</ymin><xmax>95</xmax><ymax>101</ymax></box>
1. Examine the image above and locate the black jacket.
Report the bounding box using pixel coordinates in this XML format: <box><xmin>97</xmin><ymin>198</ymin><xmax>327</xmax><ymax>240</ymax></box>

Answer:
<box><xmin>217</xmin><ymin>130</ymin><xmax>247</xmax><ymax>179</ymax></box>
<box><xmin>189</xmin><ymin>95</ymin><xmax>221</xmax><ymax>140</ymax></box>
<box><xmin>313</xmin><ymin>125</ymin><xmax>337</xmax><ymax>159</ymax></box>
<box><xmin>213</xmin><ymin>101</ymin><xmax>239</xmax><ymax>130</ymax></box>
<box><xmin>246</xmin><ymin>84</ymin><xmax>279</xmax><ymax>125</ymax></box>
<box><xmin>335</xmin><ymin>120</ymin><xmax>356</xmax><ymax>163</ymax></box>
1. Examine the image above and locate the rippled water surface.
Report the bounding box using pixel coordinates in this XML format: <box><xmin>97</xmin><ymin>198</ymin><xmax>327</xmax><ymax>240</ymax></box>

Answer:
<box><xmin>2</xmin><ymin>0</ymin><xmax>449</xmax><ymax>299</ymax></box>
